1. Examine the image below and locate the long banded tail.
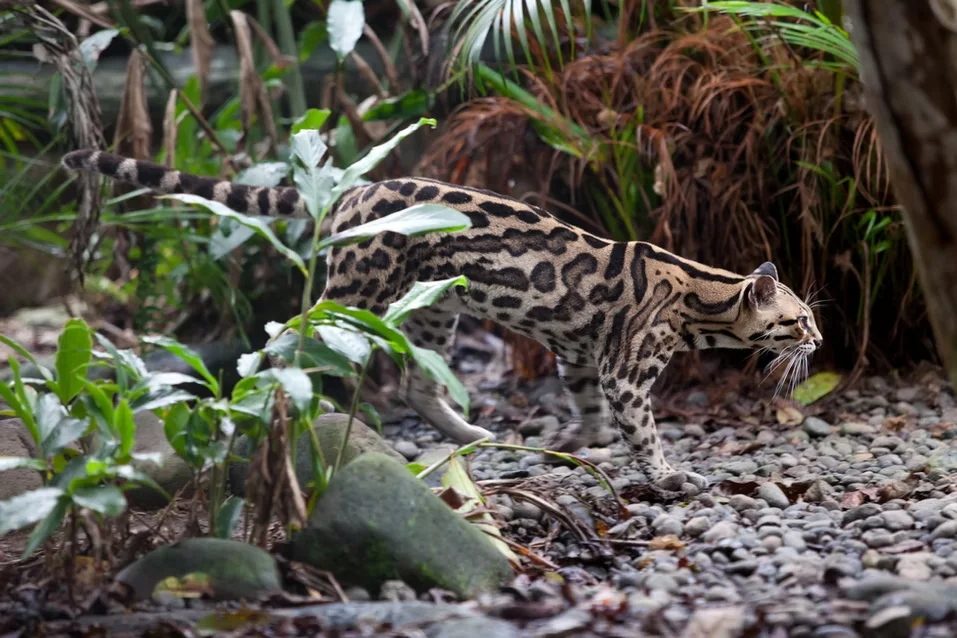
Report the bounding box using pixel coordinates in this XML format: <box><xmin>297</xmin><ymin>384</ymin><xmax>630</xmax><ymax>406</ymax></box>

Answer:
<box><xmin>62</xmin><ymin>150</ymin><xmax>307</xmax><ymax>217</ymax></box>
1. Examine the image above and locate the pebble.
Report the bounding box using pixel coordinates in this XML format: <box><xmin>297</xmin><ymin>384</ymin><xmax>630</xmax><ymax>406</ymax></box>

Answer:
<box><xmin>757</xmin><ymin>482</ymin><xmax>790</xmax><ymax>508</ymax></box>
<box><xmin>880</xmin><ymin>510</ymin><xmax>915</xmax><ymax>531</ymax></box>
<box><xmin>652</xmin><ymin>515</ymin><xmax>683</xmax><ymax>537</ymax></box>
<box><xmin>729</xmin><ymin>495</ymin><xmax>759</xmax><ymax>512</ymax></box>
<box><xmin>685</xmin><ymin>516</ymin><xmax>711</xmax><ymax>538</ymax></box>
<box><xmin>702</xmin><ymin>520</ymin><xmax>738</xmax><ymax>542</ymax></box>
<box><xmin>393</xmin><ymin>440</ymin><xmax>421</xmax><ymax>460</ymax></box>
<box><xmin>804</xmin><ymin>417</ymin><xmax>834</xmax><ymax>437</ymax></box>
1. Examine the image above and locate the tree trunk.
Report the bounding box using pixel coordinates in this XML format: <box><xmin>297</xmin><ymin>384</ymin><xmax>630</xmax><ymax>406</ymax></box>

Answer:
<box><xmin>844</xmin><ymin>0</ymin><xmax>957</xmax><ymax>390</ymax></box>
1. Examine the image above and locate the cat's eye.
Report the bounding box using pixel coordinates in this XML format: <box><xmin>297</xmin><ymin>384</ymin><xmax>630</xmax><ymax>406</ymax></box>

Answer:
<box><xmin>798</xmin><ymin>316</ymin><xmax>809</xmax><ymax>329</ymax></box>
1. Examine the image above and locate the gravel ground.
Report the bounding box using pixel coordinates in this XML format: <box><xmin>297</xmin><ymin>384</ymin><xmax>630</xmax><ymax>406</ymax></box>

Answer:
<box><xmin>375</xmin><ymin>333</ymin><xmax>957</xmax><ymax>637</ymax></box>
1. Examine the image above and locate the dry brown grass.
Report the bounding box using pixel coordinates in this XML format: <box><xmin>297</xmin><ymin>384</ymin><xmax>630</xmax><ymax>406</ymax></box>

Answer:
<box><xmin>421</xmin><ymin>9</ymin><xmax>926</xmax><ymax>379</ymax></box>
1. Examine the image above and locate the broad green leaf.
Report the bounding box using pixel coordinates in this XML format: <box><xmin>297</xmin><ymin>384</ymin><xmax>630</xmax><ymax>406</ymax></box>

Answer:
<box><xmin>71</xmin><ymin>486</ymin><xmax>127</xmax><ymax>516</ymax></box>
<box><xmin>35</xmin><ymin>393</ymin><xmax>67</xmax><ymax>448</ymax></box>
<box><xmin>331</xmin><ymin>118</ymin><xmax>437</xmax><ymax>199</ymax></box>
<box><xmin>298</xmin><ymin>20</ymin><xmax>327</xmax><ymax>62</ymax></box>
<box><xmin>384</xmin><ymin>277</ymin><xmax>468</xmax><ymax>325</ymax></box>
<box><xmin>41</xmin><ymin>417</ymin><xmax>89</xmax><ymax>457</ymax></box>
<box><xmin>318</xmin><ymin>204</ymin><xmax>471</xmax><ymax>251</ymax></box>
<box><xmin>132</xmin><ymin>389</ymin><xmax>196</xmax><ymax>413</ymax></box>
<box><xmin>409</xmin><ymin>345</ymin><xmax>470</xmax><ymax>415</ymax></box>
<box><xmin>54</xmin><ymin>318</ymin><xmax>92</xmax><ymax>404</ymax></box>
<box><xmin>115</xmin><ymin>399</ymin><xmax>136</xmax><ymax>458</ymax></box>
<box><xmin>291</xmin><ymin>129</ymin><xmax>337</xmax><ymax>219</ymax></box>
<box><xmin>793</xmin><ymin>371</ymin><xmax>842</xmax><ymax>406</ymax></box>
<box><xmin>80</xmin><ymin>380</ymin><xmax>115</xmax><ymax>437</ymax></box>
<box><xmin>441</xmin><ymin>456</ymin><xmax>517</xmax><ymax>562</ymax></box>
<box><xmin>327</xmin><ymin>0</ymin><xmax>365</xmax><ymax>61</ymax></box>
<box><xmin>0</xmin><ymin>457</ymin><xmax>46</xmax><ymax>472</ymax></box>
<box><xmin>292</xmin><ymin>108</ymin><xmax>331</xmax><ymax>134</ymax></box>
<box><xmin>94</xmin><ymin>333</ymin><xmax>148</xmax><ymax>381</ymax></box>
<box><xmin>261</xmin><ymin>368</ymin><xmax>314</xmax><ymax>413</ymax></box>
<box><xmin>235</xmin><ymin>162</ymin><xmax>290</xmax><ymax>187</ymax></box>
<box><xmin>215</xmin><ymin>496</ymin><xmax>244</xmax><ymax>539</ymax></box>
<box><xmin>140</xmin><ymin>372</ymin><xmax>205</xmax><ymax>392</ymax></box>
<box><xmin>160</xmin><ymin>194</ymin><xmax>306</xmax><ymax>275</ymax></box>
<box><xmin>264</xmin><ymin>333</ymin><xmax>355</xmax><ymax>377</ymax></box>
<box><xmin>164</xmin><ymin>403</ymin><xmax>191</xmax><ymax>459</ymax></box>
<box><xmin>0</xmin><ymin>381</ymin><xmax>35</xmax><ymax>443</ymax></box>
<box><xmin>236</xmin><ymin>352</ymin><xmax>263</xmax><ymax>378</ymax></box>
<box><xmin>316</xmin><ymin>325</ymin><xmax>372</xmax><ymax>366</ymax></box>
<box><xmin>0</xmin><ymin>487</ymin><xmax>65</xmax><ymax>535</ymax></box>
<box><xmin>114</xmin><ymin>465</ymin><xmax>171</xmax><ymax>501</ymax></box>
<box><xmin>79</xmin><ymin>29</ymin><xmax>120</xmax><ymax>70</ymax></box>
<box><xmin>406</xmin><ymin>462</ymin><xmax>428</xmax><ymax>475</ymax></box>
<box><xmin>210</xmin><ymin>222</ymin><xmax>256</xmax><ymax>260</ymax></box>
<box><xmin>22</xmin><ymin>496</ymin><xmax>68</xmax><ymax>559</ymax></box>
<box><xmin>142</xmin><ymin>335</ymin><xmax>220</xmax><ymax>398</ymax></box>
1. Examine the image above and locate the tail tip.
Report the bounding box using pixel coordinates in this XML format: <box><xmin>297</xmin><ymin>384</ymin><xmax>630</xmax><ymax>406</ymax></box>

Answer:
<box><xmin>62</xmin><ymin>150</ymin><xmax>94</xmax><ymax>170</ymax></box>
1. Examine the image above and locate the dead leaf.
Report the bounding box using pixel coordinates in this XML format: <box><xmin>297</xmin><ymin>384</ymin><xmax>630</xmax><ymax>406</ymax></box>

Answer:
<box><xmin>777</xmin><ymin>480</ymin><xmax>814</xmax><ymax>502</ymax></box>
<box><xmin>230</xmin><ymin>11</ymin><xmax>279</xmax><ymax>157</ymax></box>
<box><xmin>437</xmin><ymin>486</ymin><xmax>469</xmax><ymax>510</ymax></box>
<box><xmin>841</xmin><ymin>488</ymin><xmax>878</xmax><ymax>508</ymax></box>
<box><xmin>185</xmin><ymin>0</ymin><xmax>214</xmax><ymax>103</ymax></box>
<box><xmin>155</xmin><ymin>572</ymin><xmax>214</xmax><ymax>598</ymax></box>
<box><xmin>715</xmin><ymin>479</ymin><xmax>760</xmax><ymax>496</ymax></box>
<box><xmin>163</xmin><ymin>89</ymin><xmax>177</xmax><ymax>168</ymax></box>
<box><xmin>113</xmin><ymin>48</ymin><xmax>151</xmax><ymax>159</ymax></box>
<box><xmin>649</xmin><ymin>535</ymin><xmax>686</xmax><ymax>551</ymax></box>
<box><xmin>877</xmin><ymin>479</ymin><xmax>913</xmax><ymax>502</ymax></box>
<box><xmin>776</xmin><ymin>406</ymin><xmax>804</xmax><ymax>426</ymax></box>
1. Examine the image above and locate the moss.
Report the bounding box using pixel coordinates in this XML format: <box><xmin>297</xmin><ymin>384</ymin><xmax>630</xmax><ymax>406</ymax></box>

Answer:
<box><xmin>289</xmin><ymin>453</ymin><xmax>513</xmax><ymax>597</ymax></box>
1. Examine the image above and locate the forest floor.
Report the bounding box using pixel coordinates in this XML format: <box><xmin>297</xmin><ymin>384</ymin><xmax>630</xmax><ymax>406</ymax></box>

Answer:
<box><xmin>1</xmin><ymin>306</ymin><xmax>956</xmax><ymax>637</ymax></box>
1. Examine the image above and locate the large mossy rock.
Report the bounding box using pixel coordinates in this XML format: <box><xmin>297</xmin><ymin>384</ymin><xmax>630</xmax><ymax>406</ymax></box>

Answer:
<box><xmin>287</xmin><ymin>453</ymin><xmax>513</xmax><ymax>598</ymax></box>
<box><xmin>229</xmin><ymin>413</ymin><xmax>404</xmax><ymax>496</ymax></box>
<box><xmin>115</xmin><ymin>538</ymin><xmax>282</xmax><ymax>601</ymax></box>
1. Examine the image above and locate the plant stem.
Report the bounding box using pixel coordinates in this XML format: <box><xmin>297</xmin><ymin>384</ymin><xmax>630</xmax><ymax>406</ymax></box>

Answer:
<box><xmin>272</xmin><ymin>0</ymin><xmax>307</xmax><ymax>118</ymax></box>
<box><xmin>334</xmin><ymin>360</ymin><xmax>369</xmax><ymax>472</ymax></box>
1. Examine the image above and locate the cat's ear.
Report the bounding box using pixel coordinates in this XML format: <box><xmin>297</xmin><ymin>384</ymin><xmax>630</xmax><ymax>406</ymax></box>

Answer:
<box><xmin>750</xmin><ymin>261</ymin><xmax>779</xmax><ymax>281</ymax></box>
<box><xmin>748</xmin><ymin>275</ymin><xmax>777</xmax><ymax>309</ymax></box>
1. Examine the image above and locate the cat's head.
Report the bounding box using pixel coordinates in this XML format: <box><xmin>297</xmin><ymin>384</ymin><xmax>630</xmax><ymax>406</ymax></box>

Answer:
<box><xmin>737</xmin><ymin>262</ymin><xmax>823</xmax><ymax>356</ymax></box>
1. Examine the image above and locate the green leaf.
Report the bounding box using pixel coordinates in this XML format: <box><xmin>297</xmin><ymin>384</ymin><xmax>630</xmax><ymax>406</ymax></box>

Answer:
<box><xmin>141</xmin><ymin>335</ymin><xmax>221</xmax><ymax>398</ymax></box>
<box><xmin>54</xmin><ymin>318</ymin><xmax>92</xmax><ymax>404</ymax></box>
<box><xmin>0</xmin><ymin>457</ymin><xmax>46</xmax><ymax>472</ymax></box>
<box><xmin>78</xmin><ymin>29</ymin><xmax>120</xmax><ymax>70</ymax></box>
<box><xmin>292</xmin><ymin>108</ymin><xmax>331</xmax><ymax>135</ymax></box>
<box><xmin>409</xmin><ymin>344</ymin><xmax>470</xmax><ymax>415</ymax></box>
<box><xmin>41</xmin><ymin>417</ymin><xmax>89</xmax><ymax>457</ymax></box>
<box><xmin>362</xmin><ymin>90</ymin><xmax>431</xmax><ymax>122</ymax></box>
<box><xmin>35</xmin><ymin>393</ymin><xmax>67</xmax><ymax>450</ymax></box>
<box><xmin>0</xmin><ymin>381</ymin><xmax>35</xmax><ymax>443</ymax></box>
<box><xmin>318</xmin><ymin>204</ymin><xmax>471</xmax><ymax>251</ymax></box>
<box><xmin>163</xmin><ymin>403</ymin><xmax>191</xmax><ymax>459</ymax></box>
<box><xmin>327</xmin><ymin>0</ymin><xmax>365</xmax><ymax>61</ymax></box>
<box><xmin>298</xmin><ymin>20</ymin><xmax>327</xmax><ymax>62</ymax></box>
<box><xmin>215</xmin><ymin>496</ymin><xmax>244</xmax><ymax>539</ymax></box>
<box><xmin>0</xmin><ymin>487</ymin><xmax>65</xmax><ymax>535</ymax></box>
<box><xmin>235</xmin><ymin>162</ymin><xmax>290</xmax><ymax>187</ymax></box>
<box><xmin>131</xmin><ymin>389</ymin><xmax>196</xmax><ymax>413</ymax></box>
<box><xmin>71</xmin><ymin>486</ymin><xmax>127</xmax><ymax>516</ymax></box>
<box><xmin>114</xmin><ymin>399</ymin><xmax>136</xmax><ymax>458</ymax></box>
<box><xmin>160</xmin><ymin>193</ymin><xmax>307</xmax><ymax>275</ymax></box>
<box><xmin>406</xmin><ymin>462</ymin><xmax>428</xmax><ymax>475</ymax></box>
<box><xmin>261</xmin><ymin>368</ymin><xmax>314</xmax><ymax>413</ymax></box>
<box><xmin>331</xmin><ymin>118</ymin><xmax>437</xmax><ymax>199</ymax></box>
<box><xmin>384</xmin><ymin>277</ymin><xmax>468</xmax><ymax>325</ymax></box>
<box><xmin>210</xmin><ymin>222</ymin><xmax>256</xmax><ymax>260</ymax></box>
<box><xmin>291</xmin><ymin>129</ymin><xmax>337</xmax><ymax>220</ymax></box>
<box><xmin>236</xmin><ymin>351</ymin><xmax>263</xmax><ymax>378</ymax></box>
<box><xmin>264</xmin><ymin>333</ymin><xmax>355</xmax><ymax>377</ymax></box>
<box><xmin>0</xmin><ymin>336</ymin><xmax>49</xmax><ymax>380</ymax></box>
<box><xmin>793</xmin><ymin>371</ymin><xmax>842</xmax><ymax>406</ymax></box>
<box><xmin>22</xmin><ymin>496</ymin><xmax>68</xmax><ymax>559</ymax></box>
<box><xmin>315</xmin><ymin>325</ymin><xmax>372</xmax><ymax>366</ymax></box>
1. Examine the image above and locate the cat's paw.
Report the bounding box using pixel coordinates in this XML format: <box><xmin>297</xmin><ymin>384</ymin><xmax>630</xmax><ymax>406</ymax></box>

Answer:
<box><xmin>655</xmin><ymin>468</ymin><xmax>709</xmax><ymax>492</ymax></box>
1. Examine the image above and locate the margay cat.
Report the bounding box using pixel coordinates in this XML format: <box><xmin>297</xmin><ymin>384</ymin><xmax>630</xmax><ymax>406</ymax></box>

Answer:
<box><xmin>63</xmin><ymin>150</ymin><xmax>823</xmax><ymax>493</ymax></box>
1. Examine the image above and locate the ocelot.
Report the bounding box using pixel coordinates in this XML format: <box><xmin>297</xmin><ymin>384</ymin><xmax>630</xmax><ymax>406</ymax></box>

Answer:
<box><xmin>62</xmin><ymin>150</ymin><xmax>823</xmax><ymax>493</ymax></box>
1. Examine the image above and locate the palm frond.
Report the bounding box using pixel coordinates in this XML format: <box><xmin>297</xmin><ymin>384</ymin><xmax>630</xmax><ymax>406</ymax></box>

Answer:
<box><xmin>687</xmin><ymin>1</ymin><xmax>858</xmax><ymax>74</ymax></box>
<box><xmin>448</xmin><ymin>0</ymin><xmax>580</xmax><ymax>75</ymax></box>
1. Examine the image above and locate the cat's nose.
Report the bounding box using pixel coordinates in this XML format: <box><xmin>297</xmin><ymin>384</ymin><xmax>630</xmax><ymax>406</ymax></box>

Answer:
<box><xmin>813</xmin><ymin>338</ymin><xmax>822</xmax><ymax>348</ymax></box>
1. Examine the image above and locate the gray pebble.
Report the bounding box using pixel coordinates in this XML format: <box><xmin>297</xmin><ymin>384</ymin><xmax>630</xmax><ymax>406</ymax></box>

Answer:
<box><xmin>757</xmin><ymin>482</ymin><xmax>790</xmax><ymax>509</ymax></box>
<box><xmin>393</xmin><ymin>440</ymin><xmax>421</xmax><ymax>460</ymax></box>
<box><xmin>803</xmin><ymin>416</ymin><xmax>833</xmax><ymax>437</ymax></box>
<box><xmin>685</xmin><ymin>516</ymin><xmax>711</xmax><ymax>538</ymax></box>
